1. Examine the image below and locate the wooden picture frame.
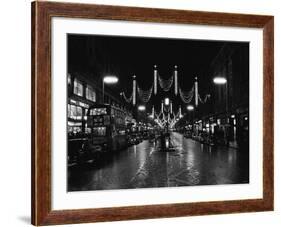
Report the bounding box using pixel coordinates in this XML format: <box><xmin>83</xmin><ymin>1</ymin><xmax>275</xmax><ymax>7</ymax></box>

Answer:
<box><xmin>31</xmin><ymin>1</ymin><xmax>274</xmax><ymax>225</ymax></box>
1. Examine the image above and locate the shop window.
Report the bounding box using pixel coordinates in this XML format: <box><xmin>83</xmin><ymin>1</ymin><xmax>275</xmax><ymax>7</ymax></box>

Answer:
<box><xmin>76</xmin><ymin>106</ymin><xmax>82</xmax><ymax>120</ymax></box>
<box><xmin>90</xmin><ymin>108</ymin><xmax>107</xmax><ymax>116</ymax></box>
<box><xmin>92</xmin><ymin>127</ymin><xmax>106</xmax><ymax>136</ymax></box>
<box><xmin>67</xmin><ymin>121</ymin><xmax>82</xmax><ymax>133</ymax></box>
<box><xmin>68</xmin><ymin>104</ymin><xmax>83</xmax><ymax>120</ymax></box>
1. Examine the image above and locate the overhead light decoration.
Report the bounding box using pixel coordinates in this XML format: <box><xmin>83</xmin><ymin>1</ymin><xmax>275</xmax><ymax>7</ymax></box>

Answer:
<box><xmin>187</xmin><ymin>105</ymin><xmax>194</xmax><ymax>111</ymax></box>
<box><xmin>138</xmin><ymin>105</ymin><xmax>146</xmax><ymax>111</ymax></box>
<box><xmin>164</xmin><ymin>98</ymin><xmax>170</xmax><ymax>106</ymax></box>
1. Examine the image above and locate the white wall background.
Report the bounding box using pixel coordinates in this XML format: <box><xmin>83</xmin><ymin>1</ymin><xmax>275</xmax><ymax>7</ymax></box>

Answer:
<box><xmin>0</xmin><ymin>0</ymin><xmax>279</xmax><ymax>226</ymax></box>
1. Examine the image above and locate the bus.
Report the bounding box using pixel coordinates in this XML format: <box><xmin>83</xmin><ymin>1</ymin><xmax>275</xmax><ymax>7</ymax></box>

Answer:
<box><xmin>78</xmin><ymin>104</ymin><xmax>129</xmax><ymax>162</ymax></box>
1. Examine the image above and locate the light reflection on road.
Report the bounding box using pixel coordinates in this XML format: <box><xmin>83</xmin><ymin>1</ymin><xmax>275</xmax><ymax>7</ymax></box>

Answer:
<box><xmin>68</xmin><ymin>132</ymin><xmax>249</xmax><ymax>191</ymax></box>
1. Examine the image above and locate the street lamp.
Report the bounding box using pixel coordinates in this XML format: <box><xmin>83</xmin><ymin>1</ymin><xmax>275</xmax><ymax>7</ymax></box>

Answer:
<box><xmin>164</xmin><ymin>97</ymin><xmax>170</xmax><ymax>106</ymax></box>
<box><xmin>186</xmin><ymin>105</ymin><xmax>195</xmax><ymax>133</ymax></box>
<box><xmin>138</xmin><ymin>105</ymin><xmax>146</xmax><ymax>111</ymax></box>
<box><xmin>213</xmin><ymin>77</ymin><xmax>227</xmax><ymax>84</ymax></box>
<box><xmin>213</xmin><ymin>76</ymin><xmax>228</xmax><ymax>110</ymax></box>
<box><xmin>213</xmin><ymin>76</ymin><xmax>228</xmax><ymax>124</ymax></box>
<box><xmin>187</xmin><ymin>105</ymin><xmax>194</xmax><ymax>111</ymax></box>
<box><xmin>102</xmin><ymin>75</ymin><xmax>118</xmax><ymax>103</ymax></box>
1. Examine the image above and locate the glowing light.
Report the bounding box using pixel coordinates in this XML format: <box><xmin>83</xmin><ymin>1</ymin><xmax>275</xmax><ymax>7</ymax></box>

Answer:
<box><xmin>138</xmin><ymin>105</ymin><xmax>146</xmax><ymax>111</ymax></box>
<box><xmin>187</xmin><ymin>105</ymin><xmax>194</xmax><ymax>111</ymax></box>
<box><xmin>213</xmin><ymin>77</ymin><xmax>227</xmax><ymax>84</ymax></box>
<box><xmin>103</xmin><ymin>76</ymin><xmax>118</xmax><ymax>84</ymax></box>
<box><xmin>164</xmin><ymin>98</ymin><xmax>170</xmax><ymax>105</ymax></box>
<box><xmin>165</xmin><ymin>139</ymin><xmax>169</xmax><ymax>148</ymax></box>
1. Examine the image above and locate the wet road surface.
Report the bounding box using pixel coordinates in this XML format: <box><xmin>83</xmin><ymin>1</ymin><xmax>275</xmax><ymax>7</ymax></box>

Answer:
<box><xmin>68</xmin><ymin>132</ymin><xmax>249</xmax><ymax>191</ymax></box>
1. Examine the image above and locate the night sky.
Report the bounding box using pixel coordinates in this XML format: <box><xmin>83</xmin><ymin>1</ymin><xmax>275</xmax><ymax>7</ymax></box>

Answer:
<box><xmin>68</xmin><ymin>34</ymin><xmax>245</xmax><ymax>113</ymax></box>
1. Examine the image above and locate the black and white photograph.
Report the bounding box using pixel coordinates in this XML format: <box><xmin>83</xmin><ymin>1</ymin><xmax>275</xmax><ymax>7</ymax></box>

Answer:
<box><xmin>67</xmin><ymin>34</ymin><xmax>249</xmax><ymax>192</ymax></box>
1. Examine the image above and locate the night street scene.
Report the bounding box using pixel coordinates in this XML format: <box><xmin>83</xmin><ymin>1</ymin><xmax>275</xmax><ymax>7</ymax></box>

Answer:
<box><xmin>67</xmin><ymin>34</ymin><xmax>249</xmax><ymax>192</ymax></box>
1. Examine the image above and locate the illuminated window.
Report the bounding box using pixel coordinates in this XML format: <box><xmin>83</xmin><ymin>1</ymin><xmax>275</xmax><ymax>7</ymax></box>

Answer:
<box><xmin>90</xmin><ymin>108</ymin><xmax>107</xmax><ymax>116</ymax></box>
<box><xmin>76</xmin><ymin>107</ymin><xmax>82</xmax><ymax>120</ymax></box>
<box><xmin>67</xmin><ymin>104</ymin><xmax>71</xmax><ymax>118</ymax></box>
<box><xmin>92</xmin><ymin>127</ymin><xmax>106</xmax><ymax>136</ymax></box>
<box><xmin>67</xmin><ymin>121</ymin><xmax>82</xmax><ymax>133</ymax></box>
<box><xmin>86</xmin><ymin>85</ymin><xmax>96</xmax><ymax>102</ymax></box>
<box><xmin>73</xmin><ymin>78</ymin><xmax>83</xmax><ymax>96</ymax></box>
<box><xmin>68</xmin><ymin>104</ymin><xmax>83</xmax><ymax>120</ymax></box>
<box><xmin>78</xmin><ymin>102</ymin><xmax>89</xmax><ymax>108</ymax></box>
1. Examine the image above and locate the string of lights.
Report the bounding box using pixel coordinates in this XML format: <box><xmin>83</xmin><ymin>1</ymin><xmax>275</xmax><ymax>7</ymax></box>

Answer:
<box><xmin>157</xmin><ymin>73</ymin><xmax>174</xmax><ymax>92</ymax></box>
<box><xmin>121</xmin><ymin>92</ymin><xmax>133</xmax><ymax>103</ymax></box>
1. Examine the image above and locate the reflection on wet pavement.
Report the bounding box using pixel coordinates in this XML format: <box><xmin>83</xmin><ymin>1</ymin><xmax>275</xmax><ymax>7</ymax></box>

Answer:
<box><xmin>68</xmin><ymin>132</ymin><xmax>249</xmax><ymax>191</ymax></box>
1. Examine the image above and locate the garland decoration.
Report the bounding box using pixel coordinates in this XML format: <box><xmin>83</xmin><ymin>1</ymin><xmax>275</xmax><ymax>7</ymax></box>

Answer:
<box><xmin>137</xmin><ymin>85</ymin><xmax>153</xmax><ymax>103</ymax></box>
<box><xmin>121</xmin><ymin>92</ymin><xmax>133</xmax><ymax>103</ymax></box>
<box><xmin>198</xmin><ymin>94</ymin><xmax>211</xmax><ymax>103</ymax></box>
<box><xmin>158</xmin><ymin>73</ymin><xmax>174</xmax><ymax>92</ymax></box>
<box><xmin>179</xmin><ymin>86</ymin><xmax>194</xmax><ymax>104</ymax></box>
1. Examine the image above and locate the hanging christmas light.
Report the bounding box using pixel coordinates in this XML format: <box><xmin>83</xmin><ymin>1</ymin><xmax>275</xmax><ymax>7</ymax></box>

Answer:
<box><xmin>158</xmin><ymin>73</ymin><xmax>174</xmax><ymax>92</ymax></box>
<box><xmin>179</xmin><ymin>86</ymin><xmax>194</xmax><ymax>104</ymax></box>
<box><xmin>122</xmin><ymin>92</ymin><xmax>133</xmax><ymax>103</ymax></box>
<box><xmin>179</xmin><ymin>105</ymin><xmax>182</xmax><ymax>118</ymax></box>
<box><xmin>154</xmin><ymin>65</ymin><xmax>157</xmax><ymax>95</ymax></box>
<box><xmin>137</xmin><ymin>85</ymin><xmax>153</xmax><ymax>103</ymax></box>
<box><xmin>133</xmin><ymin>75</ymin><xmax>136</xmax><ymax>106</ymax></box>
<box><xmin>195</xmin><ymin>76</ymin><xmax>198</xmax><ymax>107</ymax></box>
<box><xmin>174</xmin><ymin>65</ymin><xmax>178</xmax><ymax>95</ymax></box>
<box><xmin>198</xmin><ymin>94</ymin><xmax>211</xmax><ymax>103</ymax></box>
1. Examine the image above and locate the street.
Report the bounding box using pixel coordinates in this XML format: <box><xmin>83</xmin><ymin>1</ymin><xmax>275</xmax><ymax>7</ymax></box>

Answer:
<box><xmin>68</xmin><ymin>132</ymin><xmax>249</xmax><ymax>191</ymax></box>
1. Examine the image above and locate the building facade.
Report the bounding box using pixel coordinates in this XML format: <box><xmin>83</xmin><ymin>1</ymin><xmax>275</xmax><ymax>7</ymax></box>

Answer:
<box><xmin>67</xmin><ymin>72</ymin><xmax>133</xmax><ymax>135</ymax></box>
<box><xmin>188</xmin><ymin>43</ymin><xmax>249</xmax><ymax>148</ymax></box>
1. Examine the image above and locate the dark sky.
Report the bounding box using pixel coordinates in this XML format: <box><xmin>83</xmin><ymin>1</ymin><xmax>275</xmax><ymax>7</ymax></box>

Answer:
<box><xmin>68</xmin><ymin>34</ymin><xmax>244</xmax><ymax>113</ymax></box>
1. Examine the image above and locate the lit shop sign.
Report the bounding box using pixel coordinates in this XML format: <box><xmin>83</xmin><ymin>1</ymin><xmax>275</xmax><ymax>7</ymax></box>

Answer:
<box><xmin>87</xmin><ymin>115</ymin><xmax>110</xmax><ymax>127</ymax></box>
<box><xmin>69</xmin><ymin>99</ymin><xmax>89</xmax><ymax>108</ymax></box>
<box><xmin>68</xmin><ymin>121</ymin><xmax>82</xmax><ymax>126</ymax></box>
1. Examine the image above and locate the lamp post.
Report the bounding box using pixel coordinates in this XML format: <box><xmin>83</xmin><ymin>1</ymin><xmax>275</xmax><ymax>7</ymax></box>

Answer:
<box><xmin>213</xmin><ymin>76</ymin><xmax>228</xmax><ymax>113</ymax></box>
<box><xmin>187</xmin><ymin>105</ymin><xmax>194</xmax><ymax>133</ymax></box>
<box><xmin>137</xmin><ymin>105</ymin><xmax>146</xmax><ymax>125</ymax></box>
<box><xmin>102</xmin><ymin>75</ymin><xmax>118</xmax><ymax>104</ymax></box>
<box><xmin>213</xmin><ymin>76</ymin><xmax>228</xmax><ymax>145</ymax></box>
